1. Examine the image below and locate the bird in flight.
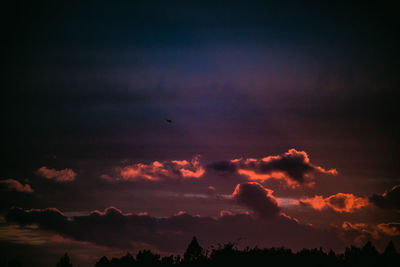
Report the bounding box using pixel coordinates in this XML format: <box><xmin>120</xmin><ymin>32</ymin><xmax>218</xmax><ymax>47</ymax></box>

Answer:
<box><xmin>165</xmin><ymin>119</ymin><xmax>172</xmax><ymax>123</ymax></box>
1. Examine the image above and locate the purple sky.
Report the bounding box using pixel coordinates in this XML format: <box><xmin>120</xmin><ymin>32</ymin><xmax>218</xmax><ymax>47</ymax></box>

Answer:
<box><xmin>1</xmin><ymin>1</ymin><xmax>399</xmax><ymax>266</ymax></box>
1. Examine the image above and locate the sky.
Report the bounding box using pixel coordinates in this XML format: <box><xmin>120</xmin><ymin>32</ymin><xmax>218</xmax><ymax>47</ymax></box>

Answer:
<box><xmin>1</xmin><ymin>1</ymin><xmax>399</xmax><ymax>266</ymax></box>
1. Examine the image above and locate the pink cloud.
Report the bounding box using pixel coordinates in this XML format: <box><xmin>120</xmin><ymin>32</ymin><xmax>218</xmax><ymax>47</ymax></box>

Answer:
<box><xmin>297</xmin><ymin>193</ymin><xmax>369</xmax><ymax>213</ymax></box>
<box><xmin>37</xmin><ymin>166</ymin><xmax>76</xmax><ymax>182</ymax></box>
<box><xmin>108</xmin><ymin>155</ymin><xmax>205</xmax><ymax>182</ymax></box>
<box><xmin>0</xmin><ymin>179</ymin><xmax>34</xmax><ymax>193</ymax></box>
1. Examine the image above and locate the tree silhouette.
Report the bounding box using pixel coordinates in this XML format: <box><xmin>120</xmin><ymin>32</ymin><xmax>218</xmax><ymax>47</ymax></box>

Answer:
<box><xmin>55</xmin><ymin>253</ymin><xmax>72</xmax><ymax>267</ymax></box>
<box><xmin>183</xmin><ymin>236</ymin><xmax>205</xmax><ymax>263</ymax></box>
<box><xmin>87</xmin><ymin>239</ymin><xmax>400</xmax><ymax>267</ymax></box>
<box><xmin>160</xmin><ymin>255</ymin><xmax>174</xmax><ymax>265</ymax></box>
<box><xmin>6</xmin><ymin>238</ymin><xmax>400</xmax><ymax>267</ymax></box>
<box><xmin>7</xmin><ymin>259</ymin><xmax>22</xmax><ymax>267</ymax></box>
<box><xmin>119</xmin><ymin>253</ymin><xmax>135</xmax><ymax>267</ymax></box>
<box><xmin>136</xmin><ymin>249</ymin><xmax>160</xmax><ymax>266</ymax></box>
<box><xmin>382</xmin><ymin>241</ymin><xmax>398</xmax><ymax>267</ymax></box>
<box><xmin>383</xmin><ymin>240</ymin><xmax>397</xmax><ymax>256</ymax></box>
<box><xmin>94</xmin><ymin>256</ymin><xmax>110</xmax><ymax>267</ymax></box>
<box><xmin>359</xmin><ymin>240</ymin><xmax>379</xmax><ymax>267</ymax></box>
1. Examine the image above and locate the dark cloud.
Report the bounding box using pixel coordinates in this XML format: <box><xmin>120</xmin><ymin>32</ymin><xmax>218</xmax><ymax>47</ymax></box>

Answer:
<box><xmin>207</xmin><ymin>161</ymin><xmax>238</xmax><ymax>174</ymax></box>
<box><xmin>2</xmin><ymin>183</ymin><xmax>344</xmax><ymax>253</ymax></box>
<box><xmin>6</xmin><ymin>208</ymin><xmax>67</xmax><ymax>229</ymax></box>
<box><xmin>5</xmin><ymin>205</ymin><xmax>344</xmax><ymax>253</ymax></box>
<box><xmin>231</xmin><ymin>182</ymin><xmax>281</xmax><ymax>218</ymax></box>
<box><xmin>369</xmin><ymin>185</ymin><xmax>400</xmax><ymax>210</ymax></box>
<box><xmin>209</xmin><ymin>149</ymin><xmax>337</xmax><ymax>187</ymax></box>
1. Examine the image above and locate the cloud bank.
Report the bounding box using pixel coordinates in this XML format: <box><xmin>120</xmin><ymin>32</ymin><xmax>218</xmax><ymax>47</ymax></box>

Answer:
<box><xmin>5</xmin><ymin>205</ymin><xmax>340</xmax><ymax>253</ymax></box>
<box><xmin>3</xmin><ymin>182</ymin><xmax>346</xmax><ymax>252</ymax></box>
<box><xmin>4</xmin><ymin>183</ymin><xmax>398</xmax><ymax>254</ymax></box>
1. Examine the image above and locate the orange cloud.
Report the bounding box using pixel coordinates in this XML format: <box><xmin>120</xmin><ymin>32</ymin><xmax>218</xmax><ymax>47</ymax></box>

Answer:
<box><xmin>377</xmin><ymin>222</ymin><xmax>400</xmax><ymax>236</ymax></box>
<box><xmin>342</xmin><ymin>221</ymin><xmax>369</xmax><ymax>232</ymax></box>
<box><xmin>298</xmin><ymin>193</ymin><xmax>369</xmax><ymax>213</ymax></box>
<box><xmin>111</xmin><ymin>155</ymin><xmax>205</xmax><ymax>182</ymax></box>
<box><xmin>0</xmin><ymin>179</ymin><xmax>34</xmax><ymax>193</ymax></box>
<box><xmin>341</xmin><ymin>221</ymin><xmax>380</xmax><ymax>242</ymax></box>
<box><xmin>37</xmin><ymin>166</ymin><xmax>76</xmax><ymax>182</ymax></box>
<box><xmin>341</xmin><ymin>221</ymin><xmax>400</xmax><ymax>243</ymax></box>
<box><xmin>237</xmin><ymin>169</ymin><xmax>302</xmax><ymax>188</ymax></box>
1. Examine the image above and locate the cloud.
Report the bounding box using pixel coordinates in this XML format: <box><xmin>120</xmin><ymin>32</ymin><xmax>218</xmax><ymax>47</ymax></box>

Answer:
<box><xmin>3</xmin><ymin>180</ymin><xmax>344</xmax><ymax>252</ymax></box>
<box><xmin>341</xmin><ymin>222</ymin><xmax>379</xmax><ymax>246</ymax></box>
<box><xmin>369</xmin><ymin>184</ymin><xmax>400</xmax><ymax>210</ymax></box>
<box><xmin>105</xmin><ymin>155</ymin><xmax>205</xmax><ymax>182</ymax></box>
<box><xmin>0</xmin><ymin>179</ymin><xmax>34</xmax><ymax>193</ymax></box>
<box><xmin>5</xmin><ymin>205</ymin><xmax>343</xmax><ymax>253</ymax></box>
<box><xmin>341</xmin><ymin>221</ymin><xmax>400</xmax><ymax>246</ymax></box>
<box><xmin>297</xmin><ymin>193</ymin><xmax>369</xmax><ymax>213</ymax></box>
<box><xmin>208</xmin><ymin>149</ymin><xmax>337</xmax><ymax>187</ymax></box>
<box><xmin>219</xmin><ymin>210</ymin><xmax>234</xmax><ymax>217</ymax></box>
<box><xmin>231</xmin><ymin>182</ymin><xmax>281</xmax><ymax>218</ymax></box>
<box><xmin>6</xmin><ymin>208</ymin><xmax>67</xmax><ymax>229</ymax></box>
<box><xmin>207</xmin><ymin>186</ymin><xmax>216</xmax><ymax>196</ymax></box>
<box><xmin>37</xmin><ymin>167</ymin><xmax>76</xmax><ymax>182</ymax></box>
<box><xmin>377</xmin><ymin>223</ymin><xmax>400</xmax><ymax>236</ymax></box>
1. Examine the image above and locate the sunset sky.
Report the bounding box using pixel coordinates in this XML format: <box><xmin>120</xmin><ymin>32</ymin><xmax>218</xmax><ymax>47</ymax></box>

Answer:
<box><xmin>1</xmin><ymin>1</ymin><xmax>399</xmax><ymax>266</ymax></box>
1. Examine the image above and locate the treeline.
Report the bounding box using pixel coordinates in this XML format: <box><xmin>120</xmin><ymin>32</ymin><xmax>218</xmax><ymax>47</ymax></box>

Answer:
<box><xmin>3</xmin><ymin>237</ymin><xmax>399</xmax><ymax>267</ymax></box>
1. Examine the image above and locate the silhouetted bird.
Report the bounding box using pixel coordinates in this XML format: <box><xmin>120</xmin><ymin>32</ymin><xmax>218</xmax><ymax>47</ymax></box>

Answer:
<box><xmin>166</xmin><ymin>119</ymin><xmax>172</xmax><ymax>123</ymax></box>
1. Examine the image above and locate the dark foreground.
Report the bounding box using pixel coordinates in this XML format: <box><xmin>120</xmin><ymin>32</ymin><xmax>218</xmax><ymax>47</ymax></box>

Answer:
<box><xmin>2</xmin><ymin>237</ymin><xmax>399</xmax><ymax>267</ymax></box>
